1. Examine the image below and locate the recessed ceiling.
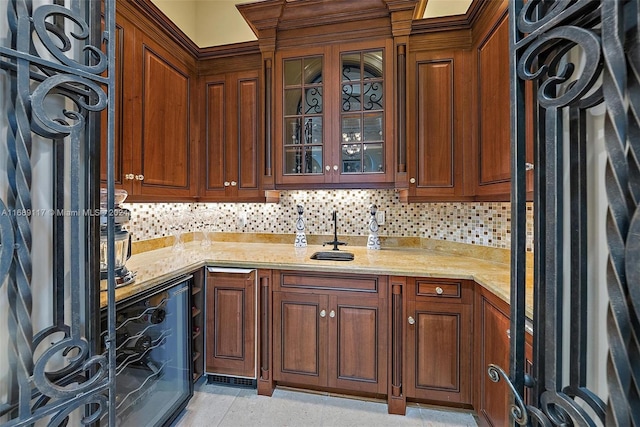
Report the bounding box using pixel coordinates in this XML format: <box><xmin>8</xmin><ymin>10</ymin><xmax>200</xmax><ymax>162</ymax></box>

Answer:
<box><xmin>151</xmin><ymin>0</ymin><xmax>474</xmax><ymax>48</ymax></box>
<box><xmin>423</xmin><ymin>0</ymin><xmax>473</xmax><ymax>19</ymax></box>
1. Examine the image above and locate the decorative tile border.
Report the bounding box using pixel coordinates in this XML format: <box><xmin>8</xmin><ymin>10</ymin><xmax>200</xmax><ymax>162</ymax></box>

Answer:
<box><xmin>122</xmin><ymin>190</ymin><xmax>534</xmax><ymax>251</ymax></box>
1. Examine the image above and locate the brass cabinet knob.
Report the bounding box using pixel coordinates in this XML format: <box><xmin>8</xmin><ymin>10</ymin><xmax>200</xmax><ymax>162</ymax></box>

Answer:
<box><xmin>320</xmin><ymin>309</ymin><xmax>326</xmax><ymax>318</ymax></box>
<box><xmin>435</xmin><ymin>286</ymin><xmax>444</xmax><ymax>295</ymax></box>
<box><xmin>408</xmin><ymin>316</ymin><xmax>415</xmax><ymax>325</ymax></box>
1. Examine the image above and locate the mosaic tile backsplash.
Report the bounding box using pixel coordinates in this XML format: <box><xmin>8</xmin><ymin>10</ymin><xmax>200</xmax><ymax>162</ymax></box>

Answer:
<box><xmin>122</xmin><ymin>190</ymin><xmax>534</xmax><ymax>251</ymax></box>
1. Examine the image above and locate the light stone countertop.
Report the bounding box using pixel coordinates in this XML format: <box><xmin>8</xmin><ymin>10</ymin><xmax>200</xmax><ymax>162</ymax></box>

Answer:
<box><xmin>100</xmin><ymin>241</ymin><xmax>533</xmax><ymax>318</ymax></box>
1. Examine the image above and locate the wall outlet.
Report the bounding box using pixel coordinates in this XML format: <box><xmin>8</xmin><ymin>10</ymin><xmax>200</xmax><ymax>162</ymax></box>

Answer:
<box><xmin>375</xmin><ymin>210</ymin><xmax>385</xmax><ymax>225</ymax></box>
<box><xmin>238</xmin><ymin>211</ymin><xmax>247</xmax><ymax>227</ymax></box>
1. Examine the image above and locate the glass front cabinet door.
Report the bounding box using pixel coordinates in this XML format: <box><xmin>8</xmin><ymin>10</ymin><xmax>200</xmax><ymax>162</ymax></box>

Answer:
<box><xmin>275</xmin><ymin>40</ymin><xmax>394</xmax><ymax>187</ymax></box>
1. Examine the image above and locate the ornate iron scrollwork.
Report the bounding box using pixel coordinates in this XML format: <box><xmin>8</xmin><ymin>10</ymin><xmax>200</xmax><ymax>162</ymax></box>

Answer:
<box><xmin>488</xmin><ymin>364</ymin><xmax>529</xmax><ymax>425</ymax></box>
<box><xmin>0</xmin><ymin>0</ymin><xmax>115</xmax><ymax>425</ymax></box>
<box><xmin>504</xmin><ymin>0</ymin><xmax>639</xmax><ymax>425</ymax></box>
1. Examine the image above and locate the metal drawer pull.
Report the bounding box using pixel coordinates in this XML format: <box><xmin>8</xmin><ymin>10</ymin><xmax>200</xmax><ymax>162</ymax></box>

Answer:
<box><xmin>408</xmin><ymin>316</ymin><xmax>415</xmax><ymax>325</ymax></box>
<box><xmin>320</xmin><ymin>309</ymin><xmax>326</xmax><ymax>318</ymax></box>
<box><xmin>435</xmin><ymin>286</ymin><xmax>444</xmax><ymax>295</ymax></box>
<box><xmin>329</xmin><ymin>310</ymin><xmax>335</xmax><ymax>318</ymax></box>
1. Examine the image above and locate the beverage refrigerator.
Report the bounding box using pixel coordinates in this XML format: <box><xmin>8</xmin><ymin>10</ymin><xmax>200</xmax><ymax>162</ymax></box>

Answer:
<box><xmin>100</xmin><ymin>275</ymin><xmax>193</xmax><ymax>426</ymax></box>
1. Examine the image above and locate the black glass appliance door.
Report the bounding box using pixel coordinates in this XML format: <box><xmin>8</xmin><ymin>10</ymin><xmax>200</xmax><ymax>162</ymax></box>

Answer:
<box><xmin>101</xmin><ymin>278</ymin><xmax>192</xmax><ymax>426</ymax></box>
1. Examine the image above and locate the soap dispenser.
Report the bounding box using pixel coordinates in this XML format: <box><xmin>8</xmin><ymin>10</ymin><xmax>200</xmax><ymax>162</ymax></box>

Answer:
<box><xmin>294</xmin><ymin>204</ymin><xmax>307</xmax><ymax>247</ymax></box>
<box><xmin>367</xmin><ymin>204</ymin><xmax>381</xmax><ymax>250</ymax></box>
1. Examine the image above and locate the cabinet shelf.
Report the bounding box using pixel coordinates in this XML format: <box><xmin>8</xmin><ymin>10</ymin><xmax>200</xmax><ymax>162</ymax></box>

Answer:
<box><xmin>191</xmin><ymin>271</ymin><xmax>205</xmax><ymax>385</ymax></box>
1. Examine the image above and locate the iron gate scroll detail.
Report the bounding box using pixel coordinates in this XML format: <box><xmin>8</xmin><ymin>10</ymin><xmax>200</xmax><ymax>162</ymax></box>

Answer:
<box><xmin>0</xmin><ymin>0</ymin><xmax>116</xmax><ymax>425</ymax></box>
<box><xmin>504</xmin><ymin>0</ymin><xmax>640</xmax><ymax>425</ymax></box>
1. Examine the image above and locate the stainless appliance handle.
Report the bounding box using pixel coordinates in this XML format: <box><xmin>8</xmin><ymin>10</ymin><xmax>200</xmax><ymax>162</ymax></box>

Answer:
<box><xmin>207</xmin><ymin>267</ymin><xmax>254</xmax><ymax>274</ymax></box>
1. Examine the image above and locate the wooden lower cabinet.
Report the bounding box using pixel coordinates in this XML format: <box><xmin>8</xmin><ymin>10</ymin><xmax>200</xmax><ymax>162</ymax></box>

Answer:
<box><xmin>272</xmin><ymin>271</ymin><xmax>387</xmax><ymax>395</ymax></box>
<box><xmin>405</xmin><ymin>278</ymin><xmax>473</xmax><ymax>405</ymax></box>
<box><xmin>273</xmin><ymin>291</ymin><xmax>327</xmax><ymax>387</ymax></box>
<box><xmin>475</xmin><ymin>288</ymin><xmax>511</xmax><ymax>426</ymax></box>
<box><xmin>329</xmin><ymin>294</ymin><xmax>386</xmax><ymax>392</ymax></box>
<box><xmin>205</xmin><ymin>268</ymin><xmax>256</xmax><ymax>378</ymax></box>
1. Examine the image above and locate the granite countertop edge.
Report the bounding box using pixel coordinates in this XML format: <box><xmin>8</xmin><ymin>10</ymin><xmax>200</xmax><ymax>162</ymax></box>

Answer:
<box><xmin>101</xmin><ymin>242</ymin><xmax>533</xmax><ymax>319</ymax></box>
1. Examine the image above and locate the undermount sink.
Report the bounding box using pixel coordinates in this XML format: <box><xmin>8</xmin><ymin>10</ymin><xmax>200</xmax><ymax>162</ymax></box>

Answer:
<box><xmin>310</xmin><ymin>251</ymin><xmax>354</xmax><ymax>261</ymax></box>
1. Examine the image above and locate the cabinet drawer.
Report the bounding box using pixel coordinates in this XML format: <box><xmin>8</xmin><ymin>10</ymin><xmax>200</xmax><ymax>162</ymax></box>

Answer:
<box><xmin>415</xmin><ymin>279</ymin><xmax>462</xmax><ymax>299</ymax></box>
<box><xmin>278</xmin><ymin>271</ymin><xmax>380</xmax><ymax>294</ymax></box>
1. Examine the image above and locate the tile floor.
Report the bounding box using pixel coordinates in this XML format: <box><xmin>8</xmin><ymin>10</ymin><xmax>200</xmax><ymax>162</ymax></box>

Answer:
<box><xmin>172</xmin><ymin>382</ymin><xmax>478</xmax><ymax>427</ymax></box>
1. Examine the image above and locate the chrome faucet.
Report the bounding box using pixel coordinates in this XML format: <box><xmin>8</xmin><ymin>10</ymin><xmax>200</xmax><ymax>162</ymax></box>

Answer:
<box><xmin>323</xmin><ymin>210</ymin><xmax>347</xmax><ymax>251</ymax></box>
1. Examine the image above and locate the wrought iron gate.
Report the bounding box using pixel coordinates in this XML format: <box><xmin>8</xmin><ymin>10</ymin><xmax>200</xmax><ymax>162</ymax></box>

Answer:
<box><xmin>503</xmin><ymin>0</ymin><xmax>638</xmax><ymax>425</ymax></box>
<box><xmin>0</xmin><ymin>0</ymin><xmax>116</xmax><ymax>425</ymax></box>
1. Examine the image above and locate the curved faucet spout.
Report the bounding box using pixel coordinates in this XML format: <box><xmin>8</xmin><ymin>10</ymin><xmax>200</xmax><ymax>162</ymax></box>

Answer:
<box><xmin>323</xmin><ymin>210</ymin><xmax>347</xmax><ymax>250</ymax></box>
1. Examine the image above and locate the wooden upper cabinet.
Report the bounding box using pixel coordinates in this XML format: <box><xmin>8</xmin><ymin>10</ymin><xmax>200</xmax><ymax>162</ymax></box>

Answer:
<box><xmin>275</xmin><ymin>39</ymin><xmax>395</xmax><ymax>188</ymax></box>
<box><xmin>200</xmin><ymin>70</ymin><xmax>262</xmax><ymax>201</ymax></box>
<box><xmin>472</xmin><ymin>9</ymin><xmax>511</xmax><ymax>199</ymax></box>
<box><xmin>406</xmin><ymin>50</ymin><xmax>469</xmax><ymax>200</ymax></box>
<box><xmin>101</xmin><ymin>13</ymin><xmax>134</xmax><ymax>191</ymax></box>
<box><xmin>135</xmin><ymin>34</ymin><xmax>195</xmax><ymax>199</ymax></box>
<box><xmin>139</xmin><ymin>37</ymin><xmax>192</xmax><ymax>195</ymax></box>
<box><xmin>101</xmin><ymin>5</ymin><xmax>197</xmax><ymax>201</ymax></box>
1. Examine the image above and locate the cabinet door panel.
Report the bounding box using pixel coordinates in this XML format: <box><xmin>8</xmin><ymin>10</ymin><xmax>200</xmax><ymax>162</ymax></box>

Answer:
<box><xmin>200</xmin><ymin>71</ymin><xmax>261</xmax><ymax>201</ymax></box>
<box><xmin>273</xmin><ymin>292</ymin><xmax>328</xmax><ymax>387</ymax></box>
<box><xmin>407</xmin><ymin>50</ymin><xmax>465</xmax><ymax>200</ymax></box>
<box><xmin>205</xmin><ymin>271</ymin><xmax>255</xmax><ymax>378</ymax></box>
<box><xmin>204</xmin><ymin>80</ymin><xmax>227</xmax><ymax>193</ymax></box>
<box><xmin>406</xmin><ymin>298</ymin><xmax>472</xmax><ymax>404</ymax></box>
<box><xmin>477</xmin><ymin>295</ymin><xmax>511</xmax><ymax>426</ymax></box>
<box><xmin>138</xmin><ymin>40</ymin><xmax>192</xmax><ymax>197</ymax></box>
<box><xmin>328</xmin><ymin>295</ymin><xmax>386</xmax><ymax>394</ymax></box>
<box><xmin>213</xmin><ymin>289</ymin><xmax>245</xmax><ymax>359</ymax></box>
<box><xmin>416</xmin><ymin>311</ymin><xmax>458</xmax><ymax>390</ymax></box>
<box><xmin>417</xmin><ymin>59</ymin><xmax>453</xmax><ymax>188</ymax></box>
<box><xmin>475</xmin><ymin>12</ymin><xmax>511</xmax><ymax>197</ymax></box>
<box><xmin>238</xmin><ymin>77</ymin><xmax>259</xmax><ymax>190</ymax></box>
<box><xmin>337</xmin><ymin>306</ymin><xmax>377</xmax><ymax>382</ymax></box>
